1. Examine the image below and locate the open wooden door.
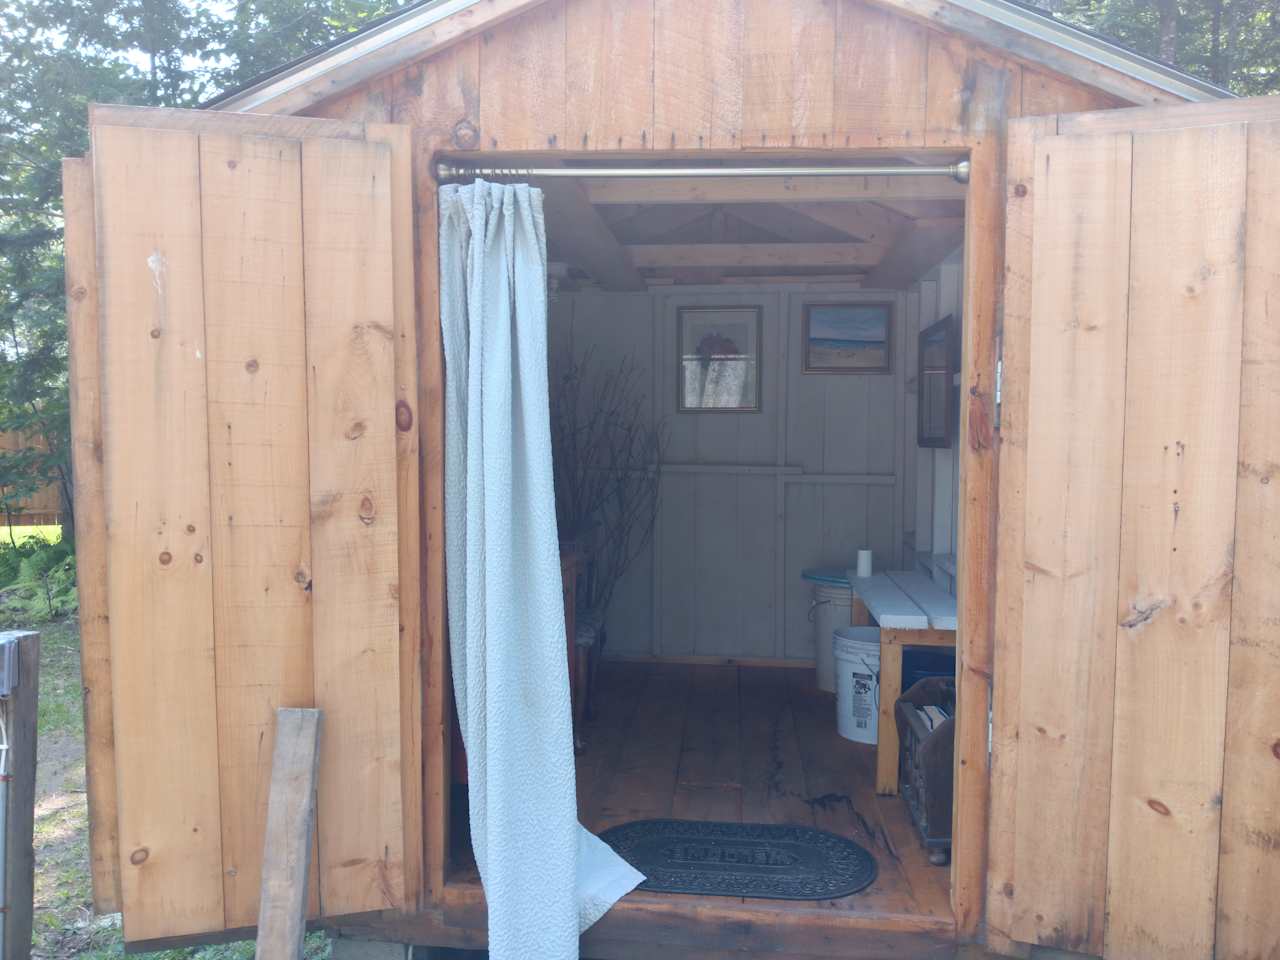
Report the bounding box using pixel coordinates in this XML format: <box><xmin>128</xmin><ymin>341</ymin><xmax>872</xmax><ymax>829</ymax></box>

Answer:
<box><xmin>989</xmin><ymin>95</ymin><xmax>1280</xmax><ymax>960</ymax></box>
<box><xmin>63</xmin><ymin>106</ymin><xmax>423</xmax><ymax>945</ymax></box>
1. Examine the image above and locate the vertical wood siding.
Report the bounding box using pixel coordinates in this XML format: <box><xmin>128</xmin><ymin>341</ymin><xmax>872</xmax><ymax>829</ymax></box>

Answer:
<box><xmin>299</xmin><ymin>0</ymin><xmax>1134</xmax><ymax>941</ymax></box>
<box><xmin>62</xmin><ymin>157</ymin><xmax>120</xmax><ymax>913</ymax></box>
<box><xmin>323</xmin><ymin>0</ymin><xmax>1126</xmax><ymax>158</ymax></box>
<box><xmin>1215</xmin><ymin>119</ymin><xmax>1280</xmax><ymax>960</ymax></box>
<box><xmin>1105</xmin><ymin>122</ymin><xmax>1246</xmax><ymax>960</ymax></box>
<box><xmin>1011</xmin><ymin>130</ymin><xmax>1130</xmax><ymax>952</ymax></box>
<box><xmin>994</xmin><ymin>105</ymin><xmax>1280</xmax><ymax>960</ymax></box>
<box><xmin>81</xmin><ymin>115</ymin><xmax>420</xmax><ymax>941</ymax></box>
<box><xmin>94</xmin><ymin>124</ymin><xmax>226</xmax><ymax>942</ymax></box>
<box><xmin>198</xmin><ymin>132</ymin><xmax>317</xmax><ymax>928</ymax></box>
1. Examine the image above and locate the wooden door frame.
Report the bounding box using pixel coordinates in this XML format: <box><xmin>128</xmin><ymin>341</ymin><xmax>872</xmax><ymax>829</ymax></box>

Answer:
<box><xmin>416</xmin><ymin>141</ymin><xmax>1000</xmax><ymax>944</ymax></box>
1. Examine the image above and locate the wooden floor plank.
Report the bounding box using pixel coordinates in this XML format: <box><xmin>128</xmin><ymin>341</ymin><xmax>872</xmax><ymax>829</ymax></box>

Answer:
<box><xmin>785</xmin><ymin>671</ymin><xmax>942</xmax><ymax>919</ymax></box>
<box><xmin>577</xmin><ymin>660</ymin><xmax>653</xmax><ymax>825</ymax></box>
<box><xmin>594</xmin><ymin>663</ymin><xmax>694</xmax><ymax>829</ymax></box>
<box><xmin>675</xmin><ymin>665</ymin><xmax>742</xmax><ymax>789</ymax></box>
<box><xmin>739</xmin><ymin>667</ymin><xmax>815</xmax><ymax>828</ymax></box>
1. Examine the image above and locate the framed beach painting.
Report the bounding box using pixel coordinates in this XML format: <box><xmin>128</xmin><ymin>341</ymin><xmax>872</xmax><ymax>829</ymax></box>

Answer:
<box><xmin>678</xmin><ymin>305</ymin><xmax>763</xmax><ymax>412</ymax></box>
<box><xmin>802</xmin><ymin>302</ymin><xmax>893</xmax><ymax>374</ymax></box>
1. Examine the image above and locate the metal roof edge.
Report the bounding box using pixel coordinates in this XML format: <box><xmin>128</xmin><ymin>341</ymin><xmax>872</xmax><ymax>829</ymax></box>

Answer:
<box><xmin>207</xmin><ymin>0</ymin><xmax>476</xmax><ymax>112</ymax></box>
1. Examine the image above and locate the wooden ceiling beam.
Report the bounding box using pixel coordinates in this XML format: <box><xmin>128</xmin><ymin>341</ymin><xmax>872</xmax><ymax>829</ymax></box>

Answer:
<box><xmin>870</xmin><ymin>197</ymin><xmax>966</xmax><ymax>220</ymax></box>
<box><xmin>604</xmin><ymin>204</ymin><xmax>713</xmax><ymax>243</ymax></box>
<box><xmin>723</xmin><ymin>204</ymin><xmax>856</xmax><ymax>244</ymax></box>
<box><xmin>628</xmin><ymin>243</ymin><xmax>881</xmax><ymax>269</ymax></box>
<box><xmin>783</xmin><ymin>201</ymin><xmax>912</xmax><ymax>247</ymax></box>
<box><xmin>862</xmin><ymin>217</ymin><xmax>965</xmax><ymax>289</ymax></box>
<box><xmin>585</xmin><ymin>175</ymin><xmax>966</xmax><ymax>205</ymax></box>
<box><xmin>541</xmin><ymin>180</ymin><xmax>645</xmax><ymax>291</ymax></box>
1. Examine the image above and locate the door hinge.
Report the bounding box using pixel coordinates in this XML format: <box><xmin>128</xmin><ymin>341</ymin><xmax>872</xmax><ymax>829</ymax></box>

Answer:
<box><xmin>993</xmin><ymin>331</ymin><xmax>1003</xmax><ymax>432</ymax></box>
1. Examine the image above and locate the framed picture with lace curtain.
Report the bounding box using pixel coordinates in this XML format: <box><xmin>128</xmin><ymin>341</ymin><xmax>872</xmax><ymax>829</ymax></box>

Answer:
<box><xmin>677</xmin><ymin>306</ymin><xmax>762</xmax><ymax>413</ymax></box>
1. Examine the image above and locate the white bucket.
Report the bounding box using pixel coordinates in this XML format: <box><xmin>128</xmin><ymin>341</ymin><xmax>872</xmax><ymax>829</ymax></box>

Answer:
<box><xmin>834</xmin><ymin>626</ymin><xmax>881</xmax><ymax>745</ymax></box>
<box><xmin>810</xmin><ymin>581</ymin><xmax>852</xmax><ymax>693</ymax></box>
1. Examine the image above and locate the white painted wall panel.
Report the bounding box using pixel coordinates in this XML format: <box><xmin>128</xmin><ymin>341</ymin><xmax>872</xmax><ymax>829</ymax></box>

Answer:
<box><xmin>549</xmin><ymin>278</ymin><xmax>944</xmax><ymax>661</ymax></box>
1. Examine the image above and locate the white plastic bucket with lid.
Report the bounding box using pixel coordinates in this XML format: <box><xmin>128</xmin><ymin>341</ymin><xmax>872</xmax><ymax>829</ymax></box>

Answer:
<box><xmin>834</xmin><ymin>626</ymin><xmax>881</xmax><ymax>745</ymax></box>
<box><xmin>809</xmin><ymin>581</ymin><xmax>852</xmax><ymax>693</ymax></box>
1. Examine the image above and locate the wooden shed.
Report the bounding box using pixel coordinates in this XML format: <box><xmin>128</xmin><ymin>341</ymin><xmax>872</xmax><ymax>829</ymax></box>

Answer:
<box><xmin>61</xmin><ymin>1</ymin><xmax>1280</xmax><ymax>958</ymax></box>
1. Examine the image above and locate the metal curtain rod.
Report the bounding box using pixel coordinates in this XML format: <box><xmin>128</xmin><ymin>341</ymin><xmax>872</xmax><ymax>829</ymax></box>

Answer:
<box><xmin>436</xmin><ymin>160</ymin><xmax>971</xmax><ymax>184</ymax></box>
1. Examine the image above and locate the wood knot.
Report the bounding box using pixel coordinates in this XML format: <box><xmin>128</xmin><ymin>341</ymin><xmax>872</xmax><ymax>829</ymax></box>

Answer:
<box><xmin>158</xmin><ymin>551</ymin><xmax>172</xmax><ymax>566</ymax></box>
<box><xmin>1013</xmin><ymin>183</ymin><xmax>1028</xmax><ymax>198</ymax></box>
<box><xmin>345</xmin><ymin>420</ymin><xmax>367</xmax><ymax>440</ymax></box>
<box><xmin>1147</xmin><ymin>798</ymin><xmax>1171</xmax><ymax>816</ymax></box>
<box><xmin>294</xmin><ymin>568</ymin><xmax>309</xmax><ymax>585</ymax></box>
<box><xmin>359</xmin><ymin>496</ymin><xmax>376</xmax><ymax>525</ymax></box>
<box><xmin>193</xmin><ymin>552</ymin><xmax>204</xmax><ymax>564</ymax></box>
<box><xmin>395</xmin><ymin>400</ymin><xmax>414</xmax><ymax>432</ymax></box>
<box><xmin>244</xmin><ymin>358</ymin><xmax>259</xmax><ymax>373</ymax></box>
<box><xmin>149</xmin><ymin>328</ymin><xmax>161</xmax><ymax>339</ymax></box>
<box><xmin>1002</xmin><ymin>882</ymin><xmax>1015</xmax><ymax>898</ymax></box>
<box><xmin>70</xmin><ymin>285</ymin><xmax>88</xmax><ymax>302</ymax></box>
<box><xmin>186</xmin><ymin>524</ymin><xmax>196</xmax><ymax>534</ymax></box>
<box><xmin>226</xmin><ymin>159</ymin><xmax>238</xmax><ymax>170</ymax></box>
<box><xmin>967</xmin><ymin>389</ymin><xmax>993</xmax><ymax>452</ymax></box>
<box><xmin>130</xmin><ymin>847</ymin><xmax>149</xmax><ymax>865</ymax></box>
<box><xmin>452</xmin><ymin>119</ymin><xmax>480</xmax><ymax>150</ymax></box>
<box><xmin>1272</xmin><ymin>740</ymin><xmax>1280</xmax><ymax>762</ymax></box>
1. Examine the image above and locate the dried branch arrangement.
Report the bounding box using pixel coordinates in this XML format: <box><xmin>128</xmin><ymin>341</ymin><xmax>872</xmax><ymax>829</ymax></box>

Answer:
<box><xmin>549</xmin><ymin>349</ymin><xmax>666</xmax><ymax>615</ymax></box>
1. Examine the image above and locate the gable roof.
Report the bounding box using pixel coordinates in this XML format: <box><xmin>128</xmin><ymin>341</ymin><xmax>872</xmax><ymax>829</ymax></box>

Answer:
<box><xmin>209</xmin><ymin>0</ymin><xmax>1230</xmax><ymax>116</ymax></box>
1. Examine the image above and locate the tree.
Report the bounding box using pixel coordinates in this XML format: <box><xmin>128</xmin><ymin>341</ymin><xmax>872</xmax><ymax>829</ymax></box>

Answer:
<box><xmin>1037</xmin><ymin>0</ymin><xmax>1280</xmax><ymax>95</ymax></box>
<box><xmin>0</xmin><ymin>0</ymin><xmax>406</xmax><ymax>540</ymax></box>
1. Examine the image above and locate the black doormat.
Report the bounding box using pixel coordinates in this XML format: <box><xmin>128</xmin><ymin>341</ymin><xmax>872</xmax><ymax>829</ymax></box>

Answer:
<box><xmin>600</xmin><ymin>819</ymin><xmax>877</xmax><ymax>901</ymax></box>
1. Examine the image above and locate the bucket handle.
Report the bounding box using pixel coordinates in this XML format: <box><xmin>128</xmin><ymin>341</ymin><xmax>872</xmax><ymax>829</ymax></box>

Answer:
<box><xmin>807</xmin><ymin>598</ymin><xmax>831</xmax><ymax>623</ymax></box>
<box><xmin>859</xmin><ymin>655</ymin><xmax>880</xmax><ymax>710</ymax></box>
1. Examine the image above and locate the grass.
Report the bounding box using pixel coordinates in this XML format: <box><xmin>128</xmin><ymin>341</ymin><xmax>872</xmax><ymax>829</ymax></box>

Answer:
<box><xmin>0</xmin><ymin>525</ymin><xmax>62</xmax><ymax>546</ymax></box>
<box><xmin>29</xmin><ymin>616</ymin><xmax>332</xmax><ymax>960</ymax></box>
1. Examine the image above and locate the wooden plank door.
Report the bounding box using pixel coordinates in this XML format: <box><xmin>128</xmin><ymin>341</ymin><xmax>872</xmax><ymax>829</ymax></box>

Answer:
<box><xmin>64</xmin><ymin>106</ymin><xmax>423</xmax><ymax>944</ymax></box>
<box><xmin>989</xmin><ymin>95</ymin><xmax>1280</xmax><ymax>960</ymax></box>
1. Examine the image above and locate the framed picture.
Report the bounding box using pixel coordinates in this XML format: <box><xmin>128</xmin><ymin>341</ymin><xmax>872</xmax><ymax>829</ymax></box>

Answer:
<box><xmin>678</xmin><ymin>306</ymin><xmax>763</xmax><ymax>412</ymax></box>
<box><xmin>802</xmin><ymin>302</ymin><xmax>893</xmax><ymax>374</ymax></box>
<box><xmin>917</xmin><ymin>314</ymin><xmax>958</xmax><ymax>449</ymax></box>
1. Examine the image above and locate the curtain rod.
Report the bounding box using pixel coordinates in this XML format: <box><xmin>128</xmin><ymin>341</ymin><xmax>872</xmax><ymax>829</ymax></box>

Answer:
<box><xmin>436</xmin><ymin>160</ymin><xmax>971</xmax><ymax>184</ymax></box>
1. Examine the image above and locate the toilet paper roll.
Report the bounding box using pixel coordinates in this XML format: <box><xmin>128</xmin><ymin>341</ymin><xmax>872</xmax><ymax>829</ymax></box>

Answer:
<box><xmin>856</xmin><ymin>549</ymin><xmax>873</xmax><ymax>578</ymax></box>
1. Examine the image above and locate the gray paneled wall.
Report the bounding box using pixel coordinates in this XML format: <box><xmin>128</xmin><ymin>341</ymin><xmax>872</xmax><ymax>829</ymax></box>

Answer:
<box><xmin>549</xmin><ymin>283</ymin><xmax>919</xmax><ymax>662</ymax></box>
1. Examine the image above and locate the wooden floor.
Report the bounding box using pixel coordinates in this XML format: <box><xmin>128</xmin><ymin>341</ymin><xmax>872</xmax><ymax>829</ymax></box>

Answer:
<box><xmin>574</xmin><ymin>661</ymin><xmax>953</xmax><ymax>921</ymax></box>
<box><xmin>434</xmin><ymin>662</ymin><xmax>955</xmax><ymax>958</ymax></box>
<box><xmin>366</xmin><ymin>665</ymin><xmax>957</xmax><ymax>957</ymax></box>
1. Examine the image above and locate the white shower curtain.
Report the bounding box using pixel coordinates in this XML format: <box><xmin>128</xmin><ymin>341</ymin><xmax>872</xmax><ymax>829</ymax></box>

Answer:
<box><xmin>438</xmin><ymin>181</ymin><xmax>644</xmax><ymax>960</ymax></box>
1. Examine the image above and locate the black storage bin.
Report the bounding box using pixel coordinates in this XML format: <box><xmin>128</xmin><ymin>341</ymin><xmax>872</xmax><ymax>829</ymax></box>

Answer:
<box><xmin>893</xmin><ymin>676</ymin><xmax>955</xmax><ymax>860</ymax></box>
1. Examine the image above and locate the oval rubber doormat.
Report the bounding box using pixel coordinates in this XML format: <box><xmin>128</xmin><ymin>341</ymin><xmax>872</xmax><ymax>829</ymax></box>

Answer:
<box><xmin>600</xmin><ymin>819</ymin><xmax>877</xmax><ymax>900</ymax></box>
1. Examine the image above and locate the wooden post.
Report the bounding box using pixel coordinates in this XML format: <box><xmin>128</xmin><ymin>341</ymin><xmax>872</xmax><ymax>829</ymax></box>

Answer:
<box><xmin>2</xmin><ymin>630</ymin><xmax>39</xmax><ymax>960</ymax></box>
<box><xmin>255</xmin><ymin>709</ymin><xmax>322</xmax><ymax>960</ymax></box>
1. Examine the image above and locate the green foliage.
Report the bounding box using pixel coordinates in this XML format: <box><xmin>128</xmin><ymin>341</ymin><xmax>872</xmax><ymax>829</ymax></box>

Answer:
<box><xmin>0</xmin><ymin>532</ymin><xmax>76</xmax><ymax>626</ymax></box>
<box><xmin>0</xmin><ymin>0</ymin><xmax>404</xmax><ymax>544</ymax></box>
<box><xmin>1035</xmin><ymin>0</ymin><xmax>1280</xmax><ymax>95</ymax></box>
